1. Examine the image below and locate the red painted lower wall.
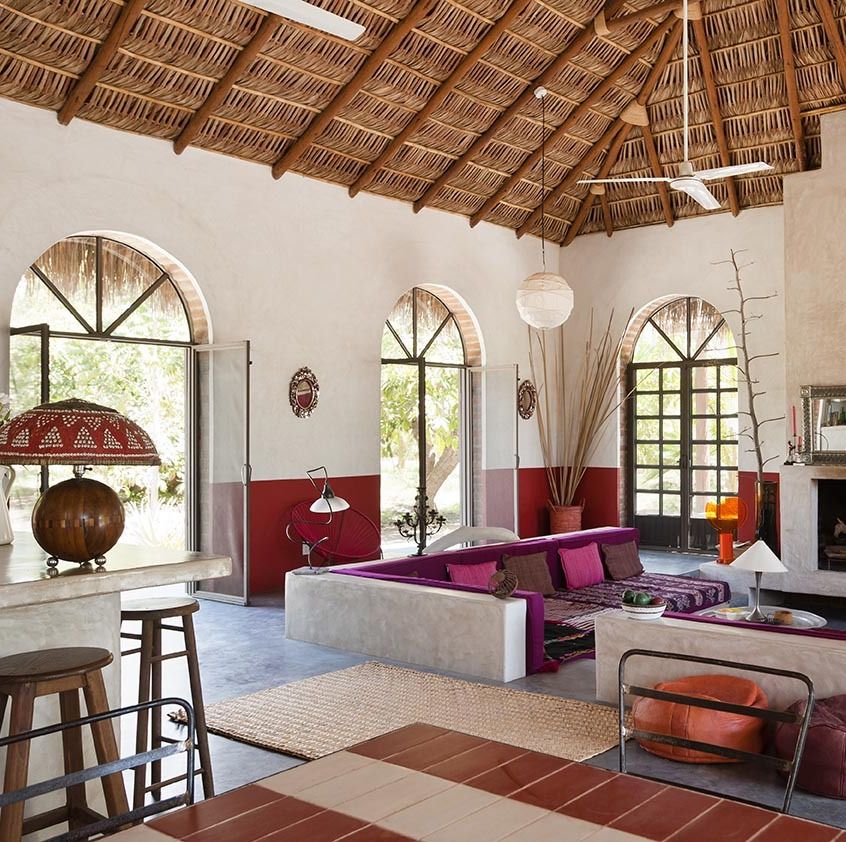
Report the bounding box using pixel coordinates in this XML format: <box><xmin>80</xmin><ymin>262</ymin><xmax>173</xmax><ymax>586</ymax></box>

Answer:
<box><xmin>738</xmin><ymin>470</ymin><xmax>780</xmax><ymax>545</ymax></box>
<box><xmin>249</xmin><ymin>474</ymin><xmax>380</xmax><ymax>594</ymax></box>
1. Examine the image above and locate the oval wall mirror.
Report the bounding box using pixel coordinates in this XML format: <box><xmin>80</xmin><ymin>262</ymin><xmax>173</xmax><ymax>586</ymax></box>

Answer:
<box><xmin>290</xmin><ymin>367</ymin><xmax>319</xmax><ymax>417</ymax></box>
<box><xmin>518</xmin><ymin>379</ymin><xmax>537</xmax><ymax>420</ymax></box>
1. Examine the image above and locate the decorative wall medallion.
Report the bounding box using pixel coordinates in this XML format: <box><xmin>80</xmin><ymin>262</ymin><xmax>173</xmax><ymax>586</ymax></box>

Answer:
<box><xmin>290</xmin><ymin>367</ymin><xmax>319</xmax><ymax>417</ymax></box>
<box><xmin>517</xmin><ymin>379</ymin><xmax>537</xmax><ymax>420</ymax></box>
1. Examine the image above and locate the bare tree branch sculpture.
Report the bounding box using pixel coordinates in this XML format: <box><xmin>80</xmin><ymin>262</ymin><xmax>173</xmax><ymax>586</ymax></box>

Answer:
<box><xmin>714</xmin><ymin>249</ymin><xmax>782</xmax><ymax>480</ymax></box>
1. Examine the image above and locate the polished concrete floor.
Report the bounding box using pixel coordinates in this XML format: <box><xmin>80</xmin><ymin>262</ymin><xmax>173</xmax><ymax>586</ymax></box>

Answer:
<box><xmin>122</xmin><ymin>550</ymin><xmax>846</xmax><ymax>830</ymax></box>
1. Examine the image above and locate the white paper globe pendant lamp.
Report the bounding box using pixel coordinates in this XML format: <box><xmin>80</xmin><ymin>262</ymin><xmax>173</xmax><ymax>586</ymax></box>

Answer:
<box><xmin>516</xmin><ymin>87</ymin><xmax>574</xmax><ymax>330</ymax></box>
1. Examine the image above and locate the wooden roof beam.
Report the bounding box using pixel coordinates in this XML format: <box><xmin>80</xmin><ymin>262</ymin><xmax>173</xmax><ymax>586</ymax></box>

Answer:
<box><xmin>775</xmin><ymin>0</ymin><xmax>805</xmax><ymax>170</ymax></box>
<box><xmin>271</xmin><ymin>0</ymin><xmax>438</xmax><ymax>180</ymax></box>
<box><xmin>174</xmin><ymin>14</ymin><xmax>281</xmax><ymax>155</ymax></box>
<box><xmin>411</xmin><ymin>0</ymin><xmax>630</xmax><ymax>213</ymax></box>
<box><xmin>469</xmin><ymin>15</ymin><xmax>674</xmax><ymax>228</ymax></box>
<box><xmin>814</xmin><ymin>0</ymin><xmax>846</xmax><ymax>94</ymax></box>
<box><xmin>692</xmin><ymin>16</ymin><xmax>740</xmax><ymax>216</ymax></box>
<box><xmin>516</xmin><ymin>21</ymin><xmax>681</xmax><ymax>239</ymax></box>
<box><xmin>562</xmin><ymin>125</ymin><xmax>632</xmax><ymax>245</ymax></box>
<box><xmin>641</xmin><ymin>122</ymin><xmax>674</xmax><ymax>226</ymax></box>
<box><xmin>58</xmin><ymin>0</ymin><xmax>148</xmax><ymax>124</ymax></box>
<box><xmin>599</xmin><ymin>187</ymin><xmax>614</xmax><ymax>236</ymax></box>
<box><xmin>348</xmin><ymin>0</ymin><xmax>534</xmax><ymax>198</ymax></box>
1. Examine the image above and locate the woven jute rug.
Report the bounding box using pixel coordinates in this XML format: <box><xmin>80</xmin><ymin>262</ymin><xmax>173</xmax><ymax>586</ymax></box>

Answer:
<box><xmin>195</xmin><ymin>662</ymin><xmax>621</xmax><ymax>762</ymax></box>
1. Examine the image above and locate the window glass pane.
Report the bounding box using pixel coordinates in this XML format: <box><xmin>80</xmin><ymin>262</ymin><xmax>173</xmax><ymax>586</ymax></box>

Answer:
<box><xmin>663</xmin><ymin>419</ymin><xmax>681</xmax><ymax>441</ymax></box>
<box><xmin>633</xmin><ymin>322</ymin><xmax>680</xmax><ymax>363</ymax></box>
<box><xmin>689</xmin><ymin>299</ymin><xmax>729</xmax><ymax>357</ymax></box>
<box><xmin>424</xmin><ymin>317</ymin><xmax>464</xmax><ymax>364</ymax></box>
<box><xmin>386</xmin><ymin>290</ymin><xmax>414</xmax><ymax>356</ymax></box>
<box><xmin>114</xmin><ymin>282</ymin><xmax>190</xmax><ymax>342</ymax></box>
<box><xmin>720</xmin><ymin>471</ymin><xmax>739</xmax><ymax>493</ymax></box>
<box><xmin>690</xmin><ymin>496</ymin><xmax>708</xmax><ymax>518</ymax></box>
<box><xmin>692</xmin><ymin>469</ymin><xmax>718</xmax><ymax>495</ymax></box>
<box><xmin>692</xmin><ymin>392</ymin><xmax>718</xmax><ymax>415</ymax></box>
<box><xmin>719</xmin><ymin>365</ymin><xmax>738</xmax><ymax>388</ymax></box>
<box><xmin>692</xmin><ymin>366</ymin><xmax>717</xmax><ymax>389</ymax></box>
<box><xmin>636</xmin><ymin>393</ymin><xmax>660</xmax><ymax>416</ymax></box>
<box><xmin>425</xmin><ymin>366</ymin><xmax>461</xmax><ymax>534</ymax></box>
<box><xmin>721</xmin><ymin>417</ymin><xmax>739</xmax><ymax>440</ymax></box>
<box><xmin>636</xmin><ymin>468</ymin><xmax>659</xmax><ymax>491</ymax></box>
<box><xmin>101</xmin><ymin>240</ymin><xmax>165</xmax><ymax>329</ymax></box>
<box><xmin>32</xmin><ymin>237</ymin><xmax>97</xmax><ymax>327</ymax></box>
<box><xmin>414</xmin><ymin>289</ymin><xmax>449</xmax><ymax>357</ymax></box>
<box><xmin>636</xmin><ymin>443</ymin><xmax>659</xmax><ymax>465</ymax></box>
<box><xmin>662</xmin><ymin>368</ymin><xmax>681</xmax><ymax>390</ymax></box>
<box><xmin>12</xmin><ymin>270</ymin><xmax>86</xmax><ymax>333</ymax></box>
<box><xmin>382</xmin><ymin>327</ymin><xmax>407</xmax><ymax>358</ymax></box>
<box><xmin>664</xmin><ymin>494</ymin><xmax>681</xmax><ymax>515</ymax></box>
<box><xmin>720</xmin><ymin>392</ymin><xmax>738</xmax><ymax>415</ymax></box>
<box><xmin>633</xmin><ymin>368</ymin><xmax>659</xmax><ymax>391</ymax></box>
<box><xmin>636</xmin><ymin>492</ymin><xmax>660</xmax><ymax>515</ymax></box>
<box><xmin>663</xmin><ymin>469</ymin><xmax>681</xmax><ymax>491</ymax></box>
<box><xmin>662</xmin><ymin>393</ymin><xmax>681</xmax><ymax>416</ymax></box>
<box><xmin>662</xmin><ymin>444</ymin><xmax>680</xmax><ymax>465</ymax></box>
<box><xmin>636</xmin><ymin>418</ymin><xmax>659</xmax><ymax>440</ymax></box>
<box><xmin>691</xmin><ymin>417</ymin><xmax>718</xmax><ymax>441</ymax></box>
<box><xmin>693</xmin><ymin>443</ymin><xmax>718</xmax><ymax>466</ymax></box>
<box><xmin>650</xmin><ymin>299</ymin><xmax>689</xmax><ymax>357</ymax></box>
<box><xmin>721</xmin><ymin>443</ymin><xmax>738</xmax><ymax>467</ymax></box>
<box><xmin>698</xmin><ymin>320</ymin><xmax>738</xmax><ymax>359</ymax></box>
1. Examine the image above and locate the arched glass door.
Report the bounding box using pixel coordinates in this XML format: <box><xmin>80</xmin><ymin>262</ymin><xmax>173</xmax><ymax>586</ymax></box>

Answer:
<box><xmin>381</xmin><ymin>287</ymin><xmax>467</xmax><ymax>554</ymax></box>
<box><xmin>627</xmin><ymin>297</ymin><xmax>738</xmax><ymax>551</ymax></box>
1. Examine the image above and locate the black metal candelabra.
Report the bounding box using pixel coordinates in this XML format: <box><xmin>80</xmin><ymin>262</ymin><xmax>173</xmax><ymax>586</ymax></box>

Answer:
<box><xmin>394</xmin><ymin>490</ymin><xmax>446</xmax><ymax>555</ymax></box>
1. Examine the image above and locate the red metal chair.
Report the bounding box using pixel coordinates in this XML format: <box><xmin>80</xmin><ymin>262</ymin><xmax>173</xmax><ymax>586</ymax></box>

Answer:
<box><xmin>286</xmin><ymin>500</ymin><xmax>382</xmax><ymax>569</ymax></box>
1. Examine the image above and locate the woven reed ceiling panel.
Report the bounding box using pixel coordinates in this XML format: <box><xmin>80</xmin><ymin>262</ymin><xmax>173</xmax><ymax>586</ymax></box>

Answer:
<box><xmin>0</xmin><ymin>0</ymin><xmax>843</xmax><ymax>241</ymax></box>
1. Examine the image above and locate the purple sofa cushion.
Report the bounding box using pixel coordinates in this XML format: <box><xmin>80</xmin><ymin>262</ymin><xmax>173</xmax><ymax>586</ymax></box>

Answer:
<box><xmin>447</xmin><ymin>560</ymin><xmax>497</xmax><ymax>588</ymax></box>
<box><xmin>559</xmin><ymin>543</ymin><xmax>605</xmax><ymax>589</ymax></box>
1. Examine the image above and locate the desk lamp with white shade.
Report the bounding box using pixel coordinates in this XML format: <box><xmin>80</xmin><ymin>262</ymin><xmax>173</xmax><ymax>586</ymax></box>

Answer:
<box><xmin>731</xmin><ymin>540</ymin><xmax>788</xmax><ymax>622</ymax></box>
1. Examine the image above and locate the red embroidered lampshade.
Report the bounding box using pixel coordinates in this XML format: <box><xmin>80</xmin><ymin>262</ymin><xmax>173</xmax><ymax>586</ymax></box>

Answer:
<box><xmin>0</xmin><ymin>399</ymin><xmax>160</xmax><ymax>466</ymax></box>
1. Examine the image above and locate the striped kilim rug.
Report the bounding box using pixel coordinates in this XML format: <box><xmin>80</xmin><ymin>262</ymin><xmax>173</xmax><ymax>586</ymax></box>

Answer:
<box><xmin>195</xmin><ymin>662</ymin><xmax>622</xmax><ymax>761</ymax></box>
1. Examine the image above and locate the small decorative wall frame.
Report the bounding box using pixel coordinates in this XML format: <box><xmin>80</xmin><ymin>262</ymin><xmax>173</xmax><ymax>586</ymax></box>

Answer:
<box><xmin>517</xmin><ymin>379</ymin><xmax>537</xmax><ymax>420</ymax></box>
<box><xmin>290</xmin><ymin>367</ymin><xmax>319</xmax><ymax>418</ymax></box>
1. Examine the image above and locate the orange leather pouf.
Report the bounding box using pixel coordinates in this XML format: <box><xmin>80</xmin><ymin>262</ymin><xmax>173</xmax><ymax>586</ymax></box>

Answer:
<box><xmin>632</xmin><ymin>674</ymin><xmax>769</xmax><ymax>764</ymax></box>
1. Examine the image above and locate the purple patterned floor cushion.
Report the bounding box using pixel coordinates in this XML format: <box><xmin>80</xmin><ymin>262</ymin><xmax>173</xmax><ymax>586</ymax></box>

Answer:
<box><xmin>546</xmin><ymin>572</ymin><xmax>729</xmax><ymax>614</ymax></box>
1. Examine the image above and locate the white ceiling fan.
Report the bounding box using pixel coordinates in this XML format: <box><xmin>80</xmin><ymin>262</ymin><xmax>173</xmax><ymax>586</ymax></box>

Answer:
<box><xmin>578</xmin><ymin>0</ymin><xmax>772</xmax><ymax>210</ymax></box>
<box><xmin>248</xmin><ymin>0</ymin><xmax>365</xmax><ymax>41</ymax></box>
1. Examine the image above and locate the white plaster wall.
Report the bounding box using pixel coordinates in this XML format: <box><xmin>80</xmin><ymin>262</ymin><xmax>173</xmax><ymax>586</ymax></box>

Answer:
<box><xmin>558</xmin><ymin>205</ymin><xmax>786</xmax><ymax>473</ymax></box>
<box><xmin>0</xmin><ymin>99</ymin><xmax>548</xmax><ymax>481</ymax></box>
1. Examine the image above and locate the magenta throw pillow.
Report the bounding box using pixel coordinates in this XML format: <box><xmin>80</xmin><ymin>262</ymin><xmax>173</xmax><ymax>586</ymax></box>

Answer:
<box><xmin>558</xmin><ymin>543</ymin><xmax>605</xmax><ymax>590</ymax></box>
<box><xmin>447</xmin><ymin>560</ymin><xmax>498</xmax><ymax>588</ymax></box>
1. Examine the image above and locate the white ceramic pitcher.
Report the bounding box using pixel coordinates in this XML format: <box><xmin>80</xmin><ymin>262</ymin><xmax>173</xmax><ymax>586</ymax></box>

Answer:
<box><xmin>0</xmin><ymin>465</ymin><xmax>16</xmax><ymax>545</ymax></box>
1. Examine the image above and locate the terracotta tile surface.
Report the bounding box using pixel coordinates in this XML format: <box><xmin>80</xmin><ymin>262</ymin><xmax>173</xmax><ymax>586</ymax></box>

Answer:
<box><xmin>149</xmin><ymin>784</ymin><xmax>284</xmax><ymax>838</ymax></box>
<box><xmin>512</xmin><ymin>762</ymin><xmax>616</xmax><ymax>810</ymax></box>
<box><xmin>559</xmin><ymin>773</ymin><xmax>667</xmax><ymax>824</ymax></box>
<box><xmin>609</xmin><ymin>785</ymin><xmax>719</xmax><ymax>840</ymax></box>
<box><xmin>463</xmin><ymin>750</ymin><xmax>569</xmax><ymax>796</ymax></box>
<box><xmin>667</xmin><ymin>800</ymin><xmax>774</xmax><ymax>842</ymax></box>
<box><xmin>121</xmin><ymin>726</ymin><xmax>844</xmax><ymax>842</ymax></box>
<box><xmin>349</xmin><ymin>724</ymin><xmax>450</xmax><ymax>760</ymax></box>
<box><xmin>387</xmin><ymin>731</ymin><xmax>487</xmax><ymax>771</ymax></box>
<box><xmin>423</xmin><ymin>740</ymin><xmax>527</xmax><ymax>782</ymax></box>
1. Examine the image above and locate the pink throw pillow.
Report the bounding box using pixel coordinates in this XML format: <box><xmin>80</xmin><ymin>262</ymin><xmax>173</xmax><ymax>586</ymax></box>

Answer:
<box><xmin>447</xmin><ymin>560</ymin><xmax>498</xmax><ymax>588</ymax></box>
<box><xmin>559</xmin><ymin>543</ymin><xmax>605</xmax><ymax>590</ymax></box>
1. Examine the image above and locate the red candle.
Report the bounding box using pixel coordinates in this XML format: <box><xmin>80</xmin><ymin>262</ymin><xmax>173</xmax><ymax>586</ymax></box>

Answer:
<box><xmin>792</xmin><ymin>405</ymin><xmax>797</xmax><ymax>437</ymax></box>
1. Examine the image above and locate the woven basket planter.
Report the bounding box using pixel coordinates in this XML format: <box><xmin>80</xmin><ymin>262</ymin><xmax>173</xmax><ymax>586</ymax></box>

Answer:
<box><xmin>549</xmin><ymin>503</ymin><xmax>583</xmax><ymax>534</ymax></box>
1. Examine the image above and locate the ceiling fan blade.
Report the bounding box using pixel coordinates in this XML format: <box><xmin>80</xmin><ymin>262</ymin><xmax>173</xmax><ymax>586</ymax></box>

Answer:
<box><xmin>250</xmin><ymin>0</ymin><xmax>365</xmax><ymax>41</ymax></box>
<box><xmin>695</xmin><ymin>162</ymin><xmax>773</xmax><ymax>181</ymax></box>
<box><xmin>577</xmin><ymin>177</ymin><xmax>671</xmax><ymax>184</ymax></box>
<box><xmin>673</xmin><ymin>179</ymin><xmax>722</xmax><ymax>210</ymax></box>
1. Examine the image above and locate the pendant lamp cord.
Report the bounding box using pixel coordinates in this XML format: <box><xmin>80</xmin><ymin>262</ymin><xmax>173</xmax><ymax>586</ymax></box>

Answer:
<box><xmin>540</xmin><ymin>89</ymin><xmax>546</xmax><ymax>271</ymax></box>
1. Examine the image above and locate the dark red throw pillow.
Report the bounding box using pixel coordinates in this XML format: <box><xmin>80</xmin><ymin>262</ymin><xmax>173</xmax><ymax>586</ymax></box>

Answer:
<box><xmin>602</xmin><ymin>541</ymin><xmax>644</xmax><ymax>581</ymax></box>
<box><xmin>502</xmin><ymin>551</ymin><xmax>555</xmax><ymax>595</ymax></box>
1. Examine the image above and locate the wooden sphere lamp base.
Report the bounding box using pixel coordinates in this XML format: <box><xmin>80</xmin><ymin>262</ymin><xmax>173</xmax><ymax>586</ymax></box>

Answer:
<box><xmin>31</xmin><ymin>469</ymin><xmax>125</xmax><ymax>567</ymax></box>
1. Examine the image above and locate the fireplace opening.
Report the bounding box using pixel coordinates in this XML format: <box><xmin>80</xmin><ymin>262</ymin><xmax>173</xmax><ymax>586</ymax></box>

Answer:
<box><xmin>818</xmin><ymin>479</ymin><xmax>846</xmax><ymax>570</ymax></box>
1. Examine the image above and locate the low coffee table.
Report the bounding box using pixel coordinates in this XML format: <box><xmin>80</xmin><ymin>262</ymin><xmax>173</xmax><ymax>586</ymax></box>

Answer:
<box><xmin>697</xmin><ymin>605</ymin><xmax>827</xmax><ymax>628</ymax></box>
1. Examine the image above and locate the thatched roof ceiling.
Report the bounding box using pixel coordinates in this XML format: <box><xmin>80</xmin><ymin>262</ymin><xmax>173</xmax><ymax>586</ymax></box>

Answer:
<box><xmin>0</xmin><ymin>0</ymin><xmax>841</xmax><ymax>242</ymax></box>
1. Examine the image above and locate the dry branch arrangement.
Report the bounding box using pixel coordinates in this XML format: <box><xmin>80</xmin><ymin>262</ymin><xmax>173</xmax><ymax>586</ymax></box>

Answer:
<box><xmin>715</xmin><ymin>249</ymin><xmax>783</xmax><ymax>480</ymax></box>
<box><xmin>528</xmin><ymin>310</ymin><xmax>632</xmax><ymax>509</ymax></box>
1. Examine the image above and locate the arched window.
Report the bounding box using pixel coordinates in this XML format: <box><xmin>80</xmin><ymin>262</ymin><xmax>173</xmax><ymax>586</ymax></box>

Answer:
<box><xmin>625</xmin><ymin>297</ymin><xmax>738</xmax><ymax>551</ymax></box>
<box><xmin>9</xmin><ymin>235</ymin><xmax>200</xmax><ymax>550</ymax></box>
<box><xmin>380</xmin><ymin>287</ymin><xmax>476</xmax><ymax>554</ymax></box>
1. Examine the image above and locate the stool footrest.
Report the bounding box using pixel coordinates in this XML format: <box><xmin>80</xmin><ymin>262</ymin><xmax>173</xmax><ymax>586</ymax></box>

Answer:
<box><xmin>151</xmin><ymin>651</ymin><xmax>190</xmax><ymax>664</ymax></box>
<box><xmin>160</xmin><ymin>623</ymin><xmax>186</xmax><ymax>632</ymax></box>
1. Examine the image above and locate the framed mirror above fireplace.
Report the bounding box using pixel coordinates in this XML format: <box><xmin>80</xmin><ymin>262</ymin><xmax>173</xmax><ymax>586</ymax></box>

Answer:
<box><xmin>801</xmin><ymin>385</ymin><xmax>846</xmax><ymax>464</ymax></box>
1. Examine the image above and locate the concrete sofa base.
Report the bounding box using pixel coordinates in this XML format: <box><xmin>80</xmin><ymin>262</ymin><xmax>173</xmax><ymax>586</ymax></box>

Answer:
<box><xmin>285</xmin><ymin>570</ymin><xmax>527</xmax><ymax>682</ymax></box>
<box><xmin>595</xmin><ymin>612</ymin><xmax>846</xmax><ymax>708</ymax></box>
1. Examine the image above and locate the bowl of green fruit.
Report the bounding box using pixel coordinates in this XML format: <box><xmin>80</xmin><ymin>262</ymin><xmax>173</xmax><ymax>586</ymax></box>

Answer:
<box><xmin>621</xmin><ymin>590</ymin><xmax>667</xmax><ymax>620</ymax></box>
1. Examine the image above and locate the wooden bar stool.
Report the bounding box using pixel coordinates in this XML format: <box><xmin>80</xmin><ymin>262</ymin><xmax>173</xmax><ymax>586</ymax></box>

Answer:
<box><xmin>120</xmin><ymin>596</ymin><xmax>214</xmax><ymax>809</ymax></box>
<box><xmin>0</xmin><ymin>646</ymin><xmax>129</xmax><ymax>842</ymax></box>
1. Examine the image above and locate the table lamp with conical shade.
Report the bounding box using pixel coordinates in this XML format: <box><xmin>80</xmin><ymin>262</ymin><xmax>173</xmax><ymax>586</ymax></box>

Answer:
<box><xmin>731</xmin><ymin>540</ymin><xmax>788</xmax><ymax>622</ymax></box>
